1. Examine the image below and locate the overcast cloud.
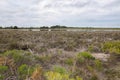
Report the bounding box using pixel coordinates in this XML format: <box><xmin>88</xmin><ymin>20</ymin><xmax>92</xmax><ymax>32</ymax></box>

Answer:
<box><xmin>0</xmin><ymin>0</ymin><xmax>120</xmax><ymax>27</ymax></box>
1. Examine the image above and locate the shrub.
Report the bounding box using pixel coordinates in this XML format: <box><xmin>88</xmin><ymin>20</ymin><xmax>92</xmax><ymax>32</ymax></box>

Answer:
<box><xmin>0</xmin><ymin>65</ymin><xmax>8</xmax><ymax>73</ymax></box>
<box><xmin>78</xmin><ymin>52</ymin><xmax>94</xmax><ymax>59</ymax></box>
<box><xmin>64</xmin><ymin>44</ymin><xmax>75</xmax><ymax>51</ymax></box>
<box><xmin>38</xmin><ymin>54</ymin><xmax>51</xmax><ymax>63</ymax></box>
<box><xmin>64</xmin><ymin>41</ymin><xmax>77</xmax><ymax>51</ymax></box>
<box><xmin>18</xmin><ymin>64</ymin><xmax>28</xmax><ymax>79</ymax></box>
<box><xmin>87</xmin><ymin>66</ymin><xmax>94</xmax><ymax>72</ymax></box>
<box><xmin>18</xmin><ymin>64</ymin><xmax>28</xmax><ymax>75</ymax></box>
<box><xmin>45</xmin><ymin>71</ymin><xmax>83</xmax><ymax>80</ymax></box>
<box><xmin>45</xmin><ymin>71</ymin><xmax>74</xmax><ymax>80</ymax></box>
<box><xmin>53</xmin><ymin>65</ymin><xmax>67</xmax><ymax>74</ymax></box>
<box><xmin>105</xmin><ymin>69</ymin><xmax>120</xmax><ymax>79</ymax></box>
<box><xmin>39</xmin><ymin>47</ymin><xmax>47</xmax><ymax>53</ymax></box>
<box><xmin>88</xmin><ymin>45</ymin><xmax>100</xmax><ymax>52</ymax></box>
<box><xmin>64</xmin><ymin>58</ymin><xmax>74</xmax><ymax>66</ymax></box>
<box><xmin>102</xmin><ymin>41</ymin><xmax>120</xmax><ymax>54</ymax></box>
<box><xmin>94</xmin><ymin>60</ymin><xmax>102</xmax><ymax>70</ymax></box>
<box><xmin>90</xmin><ymin>75</ymin><xmax>98</xmax><ymax>80</ymax></box>
<box><xmin>88</xmin><ymin>45</ymin><xmax>94</xmax><ymax>52</ymax></box>
<box><xmin>30</xmin><ymin>66</ymin><xmax>43</xmax><ymax>80</ymax></box>
<box><xmin>102</xmin><ymin>41</ymin><xmax>120</xmax><ymax>61</ymax></box>
<box><xmin>0</xmin><ymin>75</ymin><xmax>4</xmax><ymax>80</ymax></box>
<box><xmin>9</xmin><ymin>41</ymin><xmax>20</xmax><ymax>50</ymax></box>
<box><xmin>4</xmin><ymin>50</ymin><xmax>34</xmax><ymax>66</ymax></box>
<box><xmin>77</xmin><ymin>52</ymin><xmax>95</xmax><ymax>63</ymax></box>
<box><xmin>76</xmin><ymin>76</ymin><xmax>83</xmax><ymax>80</ymax></box>
<box><xmin>18</xmin><ymin>64</ymin><xmax>34</xmax><ymax>80</ymax></box>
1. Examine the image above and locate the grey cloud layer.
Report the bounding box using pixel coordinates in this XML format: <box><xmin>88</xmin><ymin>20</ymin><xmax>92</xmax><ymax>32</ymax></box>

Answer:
<box><xmin>0</xmin><ymin>0</ymin><xmax>120</xmax><ymax>27</ymax></box>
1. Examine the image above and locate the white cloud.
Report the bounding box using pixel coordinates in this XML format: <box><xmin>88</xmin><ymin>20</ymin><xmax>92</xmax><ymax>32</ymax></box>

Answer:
<box><xmin>0</xmin><ymin>0</ymin><xmax>120</xmax><ymax>27</ymax></box>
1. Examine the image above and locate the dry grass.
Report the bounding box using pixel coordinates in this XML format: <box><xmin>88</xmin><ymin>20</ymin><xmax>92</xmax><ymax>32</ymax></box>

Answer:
<box><xmin>0</xmin><ymin>30</ymin><xmax>120</xmax><ymax>53</ymax></box>
<box><xmin>0</xmin><ymin>30</ymin><xmax>120</xmax><ymax>80</ymax></box>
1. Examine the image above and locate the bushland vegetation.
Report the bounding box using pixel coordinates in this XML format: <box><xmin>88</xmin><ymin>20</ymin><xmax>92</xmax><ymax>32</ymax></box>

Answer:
<box><xmin>0</xmin><ymin>30</ymin><xmax>120</xmax><ymax>80</ymax></box>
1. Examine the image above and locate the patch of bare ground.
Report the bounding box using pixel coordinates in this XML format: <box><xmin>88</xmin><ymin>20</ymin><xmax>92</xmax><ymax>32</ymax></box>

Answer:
<box><xmin>91</xmin><ymin>53</ymin><xmax>110</xmax><ymax>62</ymax></box>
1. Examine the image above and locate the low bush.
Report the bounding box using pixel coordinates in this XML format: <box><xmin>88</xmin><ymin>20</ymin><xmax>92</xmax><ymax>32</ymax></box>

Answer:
<box><xmin>77</xmin><ymin>52</ymin><xmax>95</xmax><ymax>63</ymax></box>
<box><xmin>4</xmin><ymin>50</ymin><xmax>34</xmax><ymax>66</ymax></box>
<box><xmin>38</xmin><ymin>54</ymin><xmax>52</xmax><ymax>64</ymax></box>
<box><xmin>0</xmin><ymin>65</ymin><xmax>8</xmax><ymax>73</ymax></box>
<box><xmin>8</xmin><ymin>41</ymin><xmax>20</xmax><ymax>50</ymax></box>
<box><xmin>18</xmin><ymin>64</ymin><xmax>35</xmax><ymax>80</ymax></box>
<box><xmin>88</xmin><ymin>45</ymin><xmax>101</xmax><ymax>52</ymax></box>
<box><xmin>53</xmin><ymin>65</ymin><xmax>67</xmax><ymax>74</ymax></box>
<box><xmin>30</xmin><ymin>66</ymin><xmax>43</xmax><ymax>80</ymax></box>
<box><xmin>64</xmin><ymin>58</ymin><xmax>74</xmax><ymax>66</ymax></box>
<box><xmin>102</xmin><ymin>41</ymin><xmax>120</xmax><ymax>54</ymax></box>
<box><xmin>94</xmin><ymin>60</ymin><xmax>102</xmax><ymax>70</ymax></box>
<box><xmin>39</xmin><ymin>47</ymin><xmax>47</xmax><ymax>52</ymax></box>
<box><xmin>18</xmin><ymin>64</ymin><xmax>29</xmax><ymax>79</ymax></box>
<box><xmin>45</xmin><ymin>71</ymin><xmax>82</xmax><ymax>80</ymax></box>
<box><xmin>77</xmin><ymin>52</ymin><xmax>95</xmax><ymax>59</ymax></box>
<box><xmin>90</xmin><ymin>75</ymin><xmax>98</xmax><ymax>80</ymax></box>
<box><xmin>45</xmin><ymin>71</ymin><xmax>70</xmax><ymax>80</ymax></box>
<box><xmin>0</xmin><ymin>66</ymin><xmax>8</xmax><ymax>80</ymax></box>
<box><xmin>102</xmin><ymin>41</ymin><xmax>120</xmax><ymax>61</ymax></box>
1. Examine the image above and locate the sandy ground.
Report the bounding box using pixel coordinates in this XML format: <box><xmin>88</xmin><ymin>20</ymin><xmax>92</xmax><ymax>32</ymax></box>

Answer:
<box><xmin>92</xmin><ymin>53</ymin><xmax>110</xmax><ymax>61</ymax></box>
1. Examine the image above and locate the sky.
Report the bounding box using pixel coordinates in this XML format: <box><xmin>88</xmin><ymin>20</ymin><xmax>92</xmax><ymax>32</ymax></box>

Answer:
<box><xmin>0</xmin><ymin>0</ymin><xmax>120</xmax><ymax>27</ymax></box>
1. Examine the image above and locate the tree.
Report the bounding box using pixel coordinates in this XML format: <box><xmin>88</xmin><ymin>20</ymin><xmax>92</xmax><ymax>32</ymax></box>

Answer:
<box><xmin>50</xmin><ymin>25</ymin><xmax>67</xmax><ymax>28</ymax></box>
<box><xmin>40</xmin><ymin>26</ymin><xmax>49</xmax><ymax>29</ymax></box>
<box><xmin>0</xmin><ymin>26</ymin><xmax>2</xmax><ymax>29</ymax></box>
<box><xmin>13</xmin><ymin>26</ymin><xmax>18</xmax><ymax>29</ymax></box>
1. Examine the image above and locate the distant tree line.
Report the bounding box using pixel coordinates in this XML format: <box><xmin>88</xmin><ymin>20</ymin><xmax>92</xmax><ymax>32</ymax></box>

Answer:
<box><xmin>40</xmin><ymin>25</ymin><xmax>67</xmax><ymax>29</ymax></box>
<box><xmin>0</xmin><ymin>25</ymin><xmax>120</xmax><ymax>30</ymax></box>
<box><xmin>0</xmin><ymin>26</ymin><xmax>2</xmax><ymax>29</ymax></box>
<box><xmin>0</xmin><ymin>25</ymin><xmax>67</xmax><ymax>29</ymax></box>
<box><xmin>0</xmin><ymin>26</ymin><xmax>18</xmax><ymax>29</ymax></box>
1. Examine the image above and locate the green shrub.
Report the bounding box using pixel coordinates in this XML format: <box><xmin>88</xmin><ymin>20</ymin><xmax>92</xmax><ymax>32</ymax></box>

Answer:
<box><xmin>45</xmin><ymin>71</ymin><xmax>83</xmax><ymax>80</ymax></box>
<box><xmin>94</xmin><ymin>60</ymin><xmax>102</xmax><ymax>70</ymax></box>
<box><xmin>39</xmin><ymin>47</ymin><xmax>47</xmax><ymax>52</ymax></box>
<box><xmin>78</xmin><ymin>52</ymin><xmax>94</xmax><ymax>59</ymax></box>
<box><xmin>0</xmin><ymin>65</ymin><xmax>8</xmax><ymax>73</ymax></box>
<box><xmin>18</xmin><ymin>64</ymin><xmax>28</xmax><ymax>79</ymax></box>
<box><xmin>88</xmin><ymin>45</ymin><xmax>94</xmax><ymax>52</ymax></box>
<box><xmin>64</xmin><ymin>41</ymin><xmax>77</xmax><ymax>51</ymax></box>
<box><xmin>18</xmin><ymin>64</ymin><xmax>34</xmax><ymax>79</ymax></box>
<box><xmin>57</xmin><ymin>50</ymin><xmax>63</xmax><ymax>55</ymax></box>
<box><xmin>38</xmin><ymin>54</ymin><xmax>51</xmax><ymax>63</ymax></box>
<box><xmin>0</xmin><ymin>75</ymin><xmax>4</xmax><ymax>80</ymax></box>
<box><xmin>53</xmin><ymin>65</ymin><xmax>67</xmax><ymax>74</ymax></box>
<box><xmin>90</xmin><ymin>75</ymin><xmax>98</xmax><ymax>80</ymax></box>
<box><xmin>18</xmin><ymin>64</ymin><xmax>28</xmax><ymax>75</ymax></box>
<box><xmin>76</xmin><ymin>76</ymin><xmax>83</xmax><ymax>80</ymax></box>
<box><xmin>77</xmin><ymin>52</ymin><xmax>95</xmax><ymax>62</ymax></box>
<box><xmin>102</xmin><ymin>41</ymin><xmax>120</xmax><ymax>61</ymax></box>
<box><xmin>87</xmin><ymin>66</ymin><xmax>94</xmax><ymax>72</ymax></box>
<box><xmin>102</xmin><ymin>41</ymin><xmax>120</xmax><ymax>54</ymax></box>
<box><xmin>65</xmin><ymin>58</ymin><xmax>74</xmax><ymax>66</ymax></box>
<box><xmin>4</xmin><ymin>50</ymin><xmax>33</xmax><ymax>66</ymax></box>
<box><xmin>45</xmin><ymin>71</ymin><xmax>75</xmax><ymax>80</ymax></box>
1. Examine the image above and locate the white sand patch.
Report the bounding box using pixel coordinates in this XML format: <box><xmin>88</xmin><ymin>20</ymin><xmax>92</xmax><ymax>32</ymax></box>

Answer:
<box><xmin>92</xmin><ymin>53</ymin><xmax>110</xmax><ymax>61</ymax></box>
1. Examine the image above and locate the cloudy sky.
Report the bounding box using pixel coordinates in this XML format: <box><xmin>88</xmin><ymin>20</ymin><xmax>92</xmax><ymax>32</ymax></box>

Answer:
<box><xmin>0</xmin><ymin>0</ymin><xmax>120</xmax><ymax>27</ymax></box>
